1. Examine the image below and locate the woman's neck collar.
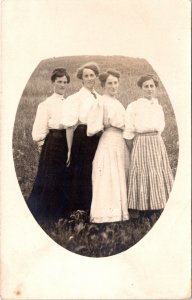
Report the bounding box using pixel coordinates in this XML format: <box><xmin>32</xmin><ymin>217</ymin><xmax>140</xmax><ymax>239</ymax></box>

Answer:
<box><xmin>53</xmin><ymin>92</ymin><xmax>65</xmax><ymax>98</ymax></box>
<box><xmin>82</xmin><ymin>86</ymin><xmax>95</xmax><ymax>93</ymax></box>
<box><xmin>104</xmin><ymin>93</ymin><xmax>116</xmax><ymax>99</ymax></box>
<box><xmin>144</xmin><ymin>95</ymin><xmax>156</xmax><ymax>101</ymax></box>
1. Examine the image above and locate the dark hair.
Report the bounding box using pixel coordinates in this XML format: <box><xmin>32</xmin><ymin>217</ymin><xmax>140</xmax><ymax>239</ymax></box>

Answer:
<box><xmin>99</xmin><ymin>69</ymin><xmax>121</xmax><ymax>87</ymax></box>
<box><xmin>137</xmin><ymin>74</ymin><xmax>159</xmax><ymax>88</ymax></box>
<box><xmin>76</xmin><ymin>62</ymin><xmax>100</xmax><ymax>80</ymax></box>
<box><xmin>51</xmin><ymin>68</ymin><xmax>70</xmax><ymax>83</ymax></box>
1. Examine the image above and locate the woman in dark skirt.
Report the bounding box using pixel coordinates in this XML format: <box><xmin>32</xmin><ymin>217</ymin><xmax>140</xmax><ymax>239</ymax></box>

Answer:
<box><xmin>61</xmin><ymin>62</ymin><xmax>101</xmax><ymax>214</ymax></box>
<box><xmin>27</xmin><ymin>68</ymin><xmax>73</xmax><ymax>223</ymax></box>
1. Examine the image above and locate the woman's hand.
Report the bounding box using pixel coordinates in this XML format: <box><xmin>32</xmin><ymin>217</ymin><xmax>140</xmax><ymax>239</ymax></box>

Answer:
<box><xmin>66</xmin><ymin>150</ymin><xmax>71</xmax><ymax>167</ymax></box>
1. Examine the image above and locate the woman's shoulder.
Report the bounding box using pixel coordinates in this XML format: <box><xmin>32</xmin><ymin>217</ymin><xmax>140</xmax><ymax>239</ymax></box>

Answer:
<box><xmin>66</xmin><ymin>88</ymin><xmax>84</xmax><ymax>101</ymax></box>
<box><xmin>66</xmin><ymin>93</ymin><xmax>77</xmax><ymax>101</ymax></box>
<box><xmin>100</xmin><ymin>95</ymin><xmax>113</xmax><ymax>108</ymax></box>
<box><xmin>37</xmin><ymin>94</ymin><xmax>53</xmax><ymax>108</ymax></box>
<box><xmin>153</xmin><ymin>98</ymin><xmax>162</xmax><ymax>107</ymax></box>
<box><xmin>45</xmin><ymin>93</ymin><xmax>64</xmax><ymax>105</ymax></box>
<box><xmin>125</xmin><ymin>99</ymin><xmax>139</xmax><ymax>110</ymax></box>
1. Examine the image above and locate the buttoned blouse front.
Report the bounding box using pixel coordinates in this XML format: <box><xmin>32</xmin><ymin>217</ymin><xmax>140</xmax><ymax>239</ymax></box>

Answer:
<box><xmin>61</xmin><ymin>87</ymin><xmax>100</xmax><ymax>127</ymax></box>
<box><xmin>123</xmin><ymin>97</ymin><xmax>165</xmax><ymax>140</ymax></box>
<box><xmin>32</xmin><ymin>93</ymin><xmax>66</xmax><ymax>144</ymax></box>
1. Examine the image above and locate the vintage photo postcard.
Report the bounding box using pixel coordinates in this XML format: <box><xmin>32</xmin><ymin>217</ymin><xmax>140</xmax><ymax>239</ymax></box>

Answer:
<box><xmin>1</xmin><ymin>0</ymin><xmax>191</xmax><ymax>299</ymax></box>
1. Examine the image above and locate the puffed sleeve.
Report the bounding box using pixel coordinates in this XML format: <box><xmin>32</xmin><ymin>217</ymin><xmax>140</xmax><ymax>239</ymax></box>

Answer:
<box><xmin>104</xmin><ymin>101</ymin><xmax>125</xmax><ymax>129</ymax></box>
<box><xmin>61</xmin><ymin>94</ymin><xmax>79</xmax><ymax>127</ymax></box>
<box><xmin>87</xmin><ymin>98</ymin><xmax>104</xmax><ymax>136</ymax></box>
<box><xmin>123</xmin><ymin>102</ymin><xmax>136</xmax><ymax>140</ymax></box>
<box><xmin>32</xmin><ymin>102</ymin><xmax>49</xmax><ymax>145</ymax></box>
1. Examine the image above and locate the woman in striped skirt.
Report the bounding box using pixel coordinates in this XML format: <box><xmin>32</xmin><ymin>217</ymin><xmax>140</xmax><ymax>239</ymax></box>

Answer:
<box><xmin>123</xmin><ymin>74</ymin><xmax>173</xmax><ymax>217</ymax></box>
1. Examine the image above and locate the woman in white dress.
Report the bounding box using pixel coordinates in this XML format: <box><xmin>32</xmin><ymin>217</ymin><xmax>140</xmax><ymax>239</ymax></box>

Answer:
<box><xmin>87</xmin><ymin>69</ymin><xmax>130</xmax><ymax>223</ymax></box>
<box><xmin>123</xmin><ymin>74</ymin><xmax>173</xmax><ymax>217</ymax></box>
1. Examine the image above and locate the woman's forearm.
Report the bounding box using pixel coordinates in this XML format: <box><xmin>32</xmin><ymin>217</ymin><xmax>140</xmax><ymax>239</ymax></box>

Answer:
<box><xmin>66</xmin><ymin>126</ymin><xmax>74</xmax><ymax>151</ymax></box>
<box><xmin>125</xmin><ymin>139</ymin><xmax>134</xmax><ymax>152</ymax></box>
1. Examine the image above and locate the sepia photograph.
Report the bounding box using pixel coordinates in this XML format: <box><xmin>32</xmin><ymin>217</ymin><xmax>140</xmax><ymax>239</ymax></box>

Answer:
<box><xmin>13</xmin><ymin>55</ymin><xmax>178</xmax><ymax>257</ymax></box>
<box><xmin>1</xmin><ymin>0</ymin><xmax>191</xmax><ymax>299</ymax></box>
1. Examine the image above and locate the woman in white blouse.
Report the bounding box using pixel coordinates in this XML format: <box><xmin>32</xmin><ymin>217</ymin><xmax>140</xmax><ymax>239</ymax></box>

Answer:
<box><xmin>27</xmin><ymin>68</ymin><xmax>73</xmax><ymax>223</ymax></box>
<box><xmin>87</xmin><ymin>69</ymin><xmax>130</xmax><ymax>223</ymax></box>
<box><xmin>123</xmin><ymin>74</ymin><xmax>173</xmax><ymax>217</ymax></box>
<box><xmin>61</xmin><ymin>62</ymin><xmax>101</xmax><ymax>214</ymax></box>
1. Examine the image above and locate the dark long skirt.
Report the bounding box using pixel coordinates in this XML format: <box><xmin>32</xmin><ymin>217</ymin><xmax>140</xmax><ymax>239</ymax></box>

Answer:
<box><xmin>27</xmin><ymin>129</ymin><xmax>71</xmax><ymax>222</ymax></box>
<box><xmin>70</xmin><ymin>125</ymin><xmax>100</xmax><ymax>212</ymax></box>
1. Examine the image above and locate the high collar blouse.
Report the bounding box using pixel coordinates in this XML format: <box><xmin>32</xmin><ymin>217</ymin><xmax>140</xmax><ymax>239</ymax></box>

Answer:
<box><xmin>123</xmin><ymin>97</ymin><xmax>165</xmax><ymax>140</ymax></box>
<box><xmin>61</xmin><ymin>86</ymin><xmax>100</xmax><ymax>127</ymax></box>
<box><xmin>87</xmin><ymin>94</ymin><xmax>125</xmax><ymax>136</ymax></box>
<box><xmin>32</xmin><ymin>92</ymin><xmax>66</xmax><ymax>144</ymax></box>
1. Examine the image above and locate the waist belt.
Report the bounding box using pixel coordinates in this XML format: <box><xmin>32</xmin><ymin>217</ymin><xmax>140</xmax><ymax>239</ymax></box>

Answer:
<box><xmin>49</xmin><ymin>129</ymin><xmax>66</xmax><ymax>138</ymax></box>
<box><xmin>137</xmin><ymin>131</ymin><xmax>159</xmax><ymax>136</ymax></box>
<box><xmin>77</xmin><ymin>124</ymin><xmax>87</xmax><ymax>128</ymax></box>
<box><xmin>75</xmin><ymin>124</ymin><xmax>87</xmax><ymax>132</ymax></box>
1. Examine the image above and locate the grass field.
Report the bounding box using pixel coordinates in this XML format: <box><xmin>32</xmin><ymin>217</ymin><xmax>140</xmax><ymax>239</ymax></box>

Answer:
<box><xmin>12</xmin><ymin>55</ymin><xmax>179</xmax><ymax>257</ymax></box>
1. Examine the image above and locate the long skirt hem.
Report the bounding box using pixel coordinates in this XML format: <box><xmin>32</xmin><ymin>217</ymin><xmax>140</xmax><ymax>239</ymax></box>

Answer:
<box><xmin>90</xmin><ymin>214</ymin><xmax>129</xmax><ymax>223</ymax></box>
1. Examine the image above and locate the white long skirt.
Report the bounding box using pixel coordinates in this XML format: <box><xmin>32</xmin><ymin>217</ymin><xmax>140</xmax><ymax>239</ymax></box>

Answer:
<box><xmin>90</xmin><ymin>127</ymin><xmax>130</xmax><ymax>223</ymax></box>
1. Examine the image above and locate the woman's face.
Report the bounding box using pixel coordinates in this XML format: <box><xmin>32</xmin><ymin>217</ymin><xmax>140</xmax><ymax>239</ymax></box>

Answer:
<box><xmin>53</xmin><ymin>75</ymin><xmax>68</xmax><ymax>95</ymax></box>
<box><xmin>141</xmin><ymin>79</ymin><xmax>156</xmax><ymax>99</ymax></box>
<box><xmin>82</xmin><ymin>68</ymin><xmax>96</xmax><ymax>91</ymax></box>
<box><xmin>104</xmin><ymin>75</ymin><xmax>119</xmax><ymax>97</ymax></box>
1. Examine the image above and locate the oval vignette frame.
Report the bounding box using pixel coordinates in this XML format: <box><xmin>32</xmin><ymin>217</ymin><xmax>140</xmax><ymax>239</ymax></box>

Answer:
<box><xmin>12</xmin><ymin>55</ymin><xmax>179</xmax><ymax>258</ymax></box>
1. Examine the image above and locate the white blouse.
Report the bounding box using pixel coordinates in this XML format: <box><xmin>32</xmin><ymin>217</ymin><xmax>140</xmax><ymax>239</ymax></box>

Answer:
<box><xmin>123</xmin><ymin>97</ymin><xmax>165</xmax><ymax>140</ymax></box>
<box><xmin>32</xmin><ymin>93</ymin><xmax>67</xmax><ymax>146</ymax></box>
<box><xmin>61</xmin><ymin>87</ymin><xmax>100</xmax><ymax>127</ymax></box>
<box><xmin>87</xmin><ymin>94</ymin><xmax>125</xmax><ymax>136</ymax></box>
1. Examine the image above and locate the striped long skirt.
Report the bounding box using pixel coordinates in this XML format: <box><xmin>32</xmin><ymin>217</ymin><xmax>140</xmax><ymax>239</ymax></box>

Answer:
<box><xmin>127</xmin><ymin>133</ymin><xmax>174</xmax><ymax>210</ymax></box>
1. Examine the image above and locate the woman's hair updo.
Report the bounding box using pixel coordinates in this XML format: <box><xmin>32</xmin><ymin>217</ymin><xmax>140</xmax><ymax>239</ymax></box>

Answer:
<box><xmin>99</xmin><ymin>69</ymin><xmax>121</xmax><ymax>87</ymax></box>
<box><xmin>137</xmin><ymin>73</ymin><xmax>159</xmax><ymax>88</ymax></box>
<box><xmin>76</xmin><ymin>62</ymin><xmax>100</xmax><ymax>80</ymax></box>
<box><xmin>51</xmin><ymin>68</ymin><xmax>70</xmax><ymax>83</ymax></box>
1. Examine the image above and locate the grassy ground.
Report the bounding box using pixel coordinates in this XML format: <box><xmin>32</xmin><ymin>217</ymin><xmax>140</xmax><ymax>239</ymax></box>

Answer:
<box><xmin>39</xmin><ymin>210</ymin><xmax>161</xmax><ymax>257</ymax></box>
<box><xmin>12</xmin><ymin>55</ymin><xmax>179</xmax><ymax>257</ymax></box>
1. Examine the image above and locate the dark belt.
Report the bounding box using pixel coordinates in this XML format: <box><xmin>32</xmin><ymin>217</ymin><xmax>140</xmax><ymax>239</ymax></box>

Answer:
<box><xmin>77</xmin><ymin>124</ymin><xmax>87</xmax><ymax>129</ymax></box>
<box><xmin>49</xmin><ymin>129</ymin><xmax>66</xmax><ymax>138</ymax></box>
<box><xmin>74</xmin><ymin>124</ymin><xmax>87</xmax><ymax>133</ymax></box>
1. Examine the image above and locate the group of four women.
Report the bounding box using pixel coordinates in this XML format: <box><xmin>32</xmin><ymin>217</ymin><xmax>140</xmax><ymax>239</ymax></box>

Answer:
<box><xmin>27</xmin><ymin>62</ymin><xmax>173</xmax><ymax>224</ymax></box>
